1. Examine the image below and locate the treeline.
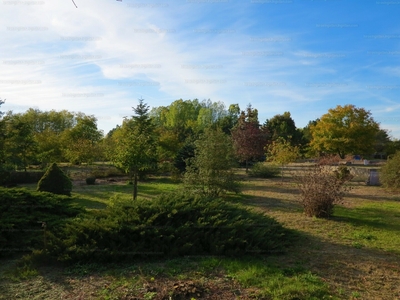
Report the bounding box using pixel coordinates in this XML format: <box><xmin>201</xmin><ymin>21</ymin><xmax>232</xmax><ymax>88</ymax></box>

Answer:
<box><xmin>0</xmin><ymin>98</ymin><xmax>399</xmax><ymax>178</ymax></box>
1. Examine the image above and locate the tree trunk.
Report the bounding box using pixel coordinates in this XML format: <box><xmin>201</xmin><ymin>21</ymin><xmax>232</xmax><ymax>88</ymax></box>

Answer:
<box><xmin>245</xmin><ymin>160</ymin><xmax>248</xmax><ymax>173</ymax></box>
<box><xmin>133</xmin><ymin>172</ymin><xmax>138</xmax><ymax>200</ymax></box>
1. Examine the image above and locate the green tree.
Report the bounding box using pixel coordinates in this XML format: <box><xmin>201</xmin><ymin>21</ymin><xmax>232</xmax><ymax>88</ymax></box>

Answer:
<box><xmin>0</xmin><ymin>99</ymin><xmax>10</xmax><ymax>183</ymax></box>
<box><xmin>183</xmin><ymin>128</ymin><xmax>239</xmax><ymax>197</ymax></box>
<box><xmin>310</xmin><ymin>105</ymin><xmax>380</xmax><ymax>159</ymax></box>
<box><xmin>266</xmin><ymin>138</ymin><xmax>300</xmax><ymax>179</ymax></box>
<box><xmin>62</xmin><ymin>114</ymin><xmax>103</xmax><ymax>164</ymax></box>
<box><xmin>112</xmin><ymin>99</ymin><xmax>157</xmax><ymax>200</ymax></box>
<box><xmin>3</xmin><ymin>112</ymin><xmax>37</xmax><ymax>171</ymax></box>
<box><xmin>263</xmin><ymin>111</ymin><xmax>302</xmax><ymax>145</ymax></box>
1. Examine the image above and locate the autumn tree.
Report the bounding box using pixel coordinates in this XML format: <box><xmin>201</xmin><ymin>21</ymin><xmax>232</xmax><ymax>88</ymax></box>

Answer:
<box><xmin>266</xmin><ymin>138</ymin><xmax>300</xmax><ymax>179</ymax></box>
<box><xmin>310</xmin><ymin>105</ymin><xmax>380</xmax><ymax>159</ymax></box>
<box><xmin>112</xmin><ymin>99</ymin><xmax>157</xmax><ymax>200</ymax></box>
<box><xmin>231</xmin><ymin>104</ymin><xmax>268</xmax><ymax>172</ymax></box>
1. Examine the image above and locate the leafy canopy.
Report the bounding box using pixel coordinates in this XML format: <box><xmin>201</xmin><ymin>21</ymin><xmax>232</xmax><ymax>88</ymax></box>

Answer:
<box><xmin>310</xmin><ymin>104</ymin><xmax>380</xmax><ymax>158</ymax></box>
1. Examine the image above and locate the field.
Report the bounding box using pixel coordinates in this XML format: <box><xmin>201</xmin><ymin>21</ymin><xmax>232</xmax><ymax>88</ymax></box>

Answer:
<box><xmin>1</xmin><ymin>163</ymin><xmax>400</xmax><ymax>299</ymax></box>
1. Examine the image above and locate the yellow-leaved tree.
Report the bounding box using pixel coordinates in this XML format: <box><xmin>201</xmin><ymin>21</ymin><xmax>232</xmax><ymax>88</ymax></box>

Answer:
<box><xmin>310</xmin><ymin>105</ymin><xmax>380</xmax><ymax>159</ymax></box>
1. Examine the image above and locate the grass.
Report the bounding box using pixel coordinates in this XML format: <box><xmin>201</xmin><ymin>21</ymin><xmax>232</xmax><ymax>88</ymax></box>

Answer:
<box><xmin>1</xmin><ymin>163</ymin><xmax>400</xmax><ymax>299</ymax></box>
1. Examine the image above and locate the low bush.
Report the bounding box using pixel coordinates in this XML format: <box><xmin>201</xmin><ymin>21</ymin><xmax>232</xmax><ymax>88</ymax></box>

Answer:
<box><xmin>380</xmin><ymin>151</ymin><xmax>400</xmax><ymax>189</ymax></box>
<box><xmin>248</xmin><ymin>162</ymin><xmax>280</xmax><ymax>178</ymax></box>
<box><xmin>37</xmin><ymin>163</ymin><xmax>72</xmax><ymax>196</ymax></box>
<box><xmin>8</xmin><ymin>171</ymin><xmax>45</xmax><ymax>184</ymax></box>
<box><xmin>0</xmin><ymin>188</ymin><xmax>84</xmax><ymax>258</ymax></box>
<box><xmin>85</xmin><ymin>177</ymin><xmax>96</xmax><ymax>185</ymax></box>
<box><xmin>46</xmin><ymin>192</ymin><xmax>294</xmax><ymax>263</ymax></box>
<box><xmin>295</xmin><ymin>165</ymin><xmax>351</xmax><ymax>218</ymax></box>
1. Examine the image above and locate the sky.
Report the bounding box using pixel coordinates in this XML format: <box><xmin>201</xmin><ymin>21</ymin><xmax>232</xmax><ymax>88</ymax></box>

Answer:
<box><xmin>1</xmin><ymin>0</ymin><xmax>400</xmax><ymax>137</ymax></box>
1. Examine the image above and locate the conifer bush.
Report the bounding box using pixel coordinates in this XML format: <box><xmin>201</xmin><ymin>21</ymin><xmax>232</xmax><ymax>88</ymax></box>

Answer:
<box><xmin>47</xmin><ymin>192</ymin><xmax>295</xmax><ymax>263</ymax></box>
<box><xmin>0</xmin><ymin>187</ymin><xmax>83</xmax><ymax>258</ymax></box>
<box><xmin>37</xmin><ymin>163</ymin><xmax>72</xmax><ymax>196</ymax></box>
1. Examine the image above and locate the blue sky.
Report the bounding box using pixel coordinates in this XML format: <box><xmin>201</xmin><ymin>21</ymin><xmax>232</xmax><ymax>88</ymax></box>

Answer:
<box><xmin>1</xmin><ymin>0</ymin><xmax>400</xmax><ymax>137</ymax></box>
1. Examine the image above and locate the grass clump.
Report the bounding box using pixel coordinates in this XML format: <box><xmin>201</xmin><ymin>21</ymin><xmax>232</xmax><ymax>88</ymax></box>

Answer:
<box><xmin>248</xmin><ymin>162</ymin><xmax>280</xmax><ymax>178</ymax></box>
<box><xmin>46</xmin><ymin>192</ymin><xmax>294</xmax><ymax>263</ymax></box>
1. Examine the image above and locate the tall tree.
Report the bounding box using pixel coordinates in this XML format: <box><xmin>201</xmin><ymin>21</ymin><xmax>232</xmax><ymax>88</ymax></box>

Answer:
<box><xmin>231</xmin><ymin>104</ymin><xmax>268</xmax><ymax>172</ymax></box>
<box><xmin>263</xmin><ymin>112</ymin><xmax>302</xmax><ymax>145</ymax></box>
<box><xmin>310</xmin><ymin>105</ymin><xmax>380</xmax><ymax>159</ymax></box>
<box><xmin>112</xmin><ymin>99</ymin><xmax>157</xmax><ymax>200</ymax></box>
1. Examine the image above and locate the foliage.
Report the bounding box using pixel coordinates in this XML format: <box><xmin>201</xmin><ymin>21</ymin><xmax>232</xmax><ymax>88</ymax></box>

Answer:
<box><xmin>85</xmin><ymin>177</ymin><xmax>96</xmax><ymax>185</ymax></box>
<box><xmin>231</xmin><ymin>104</ymin><xmax>268</xmax><ymax>172</ymax></box>
<box><xmin>380</xmin><ymin>151</ymin><xmax>400</xmax><ymax>189</ymax></box>
<box><xmin>183</xmin><ymin>128</ymin><xmax>240</xmax><ymax>197</ymax></box>
<box><xmin>266</xmin><ymin>138</ymin><xmax>300</xmax><ymax>178</ymax></box>
<box><xmin>174</xmin><ymin>142</ymin><xmax>195</xmax><ymax>173</ymax></box>
<box><xmin>295</xmin><ymin>165</ymin><xmax>351</xmax><ymax>218</ymax></box>
<box><xmin>263</xmin><ymin>111</ymin><xmax>302</xmax><ymax>145</ymax></box>
<box><xmin>45</xmin><ymin>192</ymin><xmax>294</xmax><ymax>263</ymax></box>
<box><xmin>111</xmin><ymin>99</ymin><xmax>157</xmax><ymax>200</ymax></box>
<box><xmin>2</xmin><ymin>112</ymin><xmax>37</xmax><ymax>171</ymax></box>
<box><xmin>334</xmin><ymin>165</ymin><xmax>353</xmax><ymax>182</ymax></box>
<box><xmin>37</xmin><ymin>163</ymin><xmax>72</xmax><ymax>196</ymax></box>
<box><xmin>62</xmin><ymin>114</ymin><xmax>103</xmax><ymax>164</ymax></box>
<box><xmin>309</xmin><ymin>104</ymin><xmax>380</xmax><ymax>158</ymax></box>
<box><xmin>0</xmin><ymin>187</ymin><xmax>83</xmax><ymax>258</ymax></box>
<box><xmin>248</xmin><ymin>162</ymin><xmax>280</xmax><ymax>178</ymax></box>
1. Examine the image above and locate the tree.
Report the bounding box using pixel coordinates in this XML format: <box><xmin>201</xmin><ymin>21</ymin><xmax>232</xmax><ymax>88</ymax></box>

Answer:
<box><xmin>309</xmin><ymin>105</ymin><xmax>380</xmax><ymax>159</ymax></box>
<box><xmin>0</xmin><ymin>99</ymin><xmax>10</xmax><ymax>183</ymax></box>
<box><xmin>266</xmin><ymin>138</ymin><xmax>300</xmax><ymax>179</ymax></box>
<box><xmin>231</xmin><ymin>104</ymin><xmax>268</xmax><ymax>172</ymax></box>
<box><xmin>3</xmin><ymin>113</ymin><xmax>37</xmax><ymax>171</ymax></box>
<box><xmin>62</xmin><ymin>114</ymin><xmax>103</xmax><ymax>164</ymax></box>
<box><xmin>112</xmin><ymin>99</ymin><xmax>157</xmax><ymax>200</ymax></box>
<box><xmin>263</xmin><ymin>112</ymin><xmax>302</xmax><ymax>145</ymax></box>
<box><xmin>183</xmin><ymin>128</ymin><xmax>239</xmax><ymax>197</ymax></box>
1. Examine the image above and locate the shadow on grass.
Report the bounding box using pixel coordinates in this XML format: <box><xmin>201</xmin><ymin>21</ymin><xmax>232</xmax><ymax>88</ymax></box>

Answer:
<box><xmin>331</xmin><ymin>206</ymin><xmax>400</xmax><ymax>232</ymax></box>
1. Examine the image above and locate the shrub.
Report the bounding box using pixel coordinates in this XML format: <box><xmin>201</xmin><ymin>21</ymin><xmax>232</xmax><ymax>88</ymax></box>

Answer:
<box><xmin>248</xmin><ymin>162</ymin><xmax>280</xmax><ymax>178</ymax></box>
<box><xmin>295</xmin><ymin>165</ymin><xmax>351</xmax><ymax>218</ymax></box>
<box><xmin>85</xmin><ymin>177</ymin><xmax>96</xmax><ymax>185</ymax></box>
<box><xmin>334</xmin><ymin>165</ymin><xmax>353</xmax><ymax>182</ymax></box>
<box><xmin>380</xmin><ymin>151</ymin><xmax>400</xmax><ymax>189</ymax></box>
<box><xmin>183</xmin><ymin>128</ymin><xmax>240</xmax><ymax>198</ymax></box>
<box><xmin>46</xmin><ymin>192</ymin><xmax>294</xmax><ymax>263</ymax></box>
<box><xmin>8</xmin><ymin>171</ymin><xmax>45</xmax><ymax>184</ymax></box>
<box><xmin>37</xmin><ymin>163</ymin><xmax>72</xmax><ymax>196</ymax></box>
<box><xmin>0</xmin><ymin>187</ymin><xmax>83</xmax><ymax>258</ymax></box>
